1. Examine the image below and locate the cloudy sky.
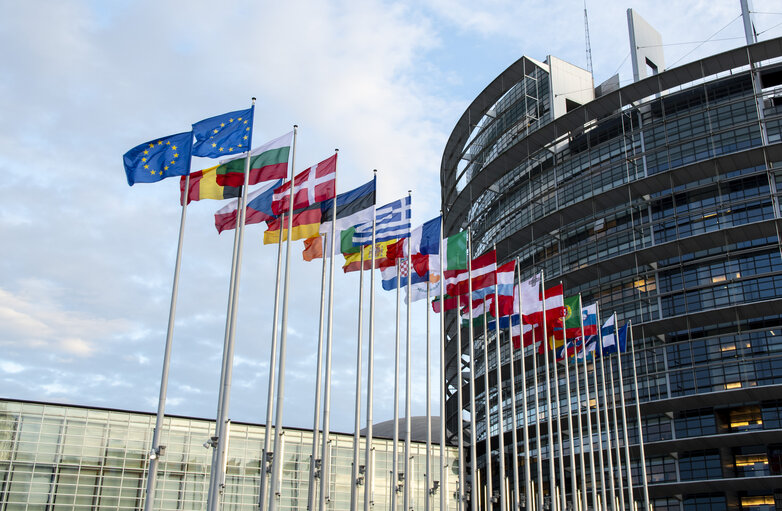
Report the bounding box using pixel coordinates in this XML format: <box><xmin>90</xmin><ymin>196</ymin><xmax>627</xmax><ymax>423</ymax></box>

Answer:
<box><xmin>1</xmin><ymin>0</ymin><xmax>780</xmax><ymax>434</ymax></box>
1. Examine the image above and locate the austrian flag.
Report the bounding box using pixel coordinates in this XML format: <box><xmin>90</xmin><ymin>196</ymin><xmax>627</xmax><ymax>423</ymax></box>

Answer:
<box><xmin>272</xmin><ymin>153</ymin><xmax>337</xmax><ymax>215</ymax></box>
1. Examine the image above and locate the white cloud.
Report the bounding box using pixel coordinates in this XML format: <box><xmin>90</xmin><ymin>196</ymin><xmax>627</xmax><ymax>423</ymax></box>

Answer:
<box><xmin>0</xmin><ymin>361</ymin><xmax>25</xmax><ymax>374</ymax></box>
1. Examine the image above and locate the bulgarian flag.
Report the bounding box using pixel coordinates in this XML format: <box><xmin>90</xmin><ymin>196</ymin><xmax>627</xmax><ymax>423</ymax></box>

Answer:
<box><xmin>179</xmin><ymin>165</ymin><xmax>241</xmax><ymax>205</ymax></box>
<box><xmin>214</xmin><ymin>180</ymin><xmax>280</xmax><ymax>234</ymax></box>
<box><xmin>216</xmin><ymin>131</ymin><xmax>293</xmax><ymax>187</ymax></box>
<box><xmin>263</xmin><ymin>204</ymin><xmax>321</xmax><ymax>244</ymax></box>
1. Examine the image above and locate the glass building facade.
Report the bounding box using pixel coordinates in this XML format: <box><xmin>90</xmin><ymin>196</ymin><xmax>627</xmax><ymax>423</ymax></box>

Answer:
<box><xmin>441</xmin><ymin>37</ymin><xmax>782</xmax><ymax>510</ymax></box>
<box><xmin>0</xmin><ymin>399</ymin><xmax>460</xmax><ymax>510</ymax></box>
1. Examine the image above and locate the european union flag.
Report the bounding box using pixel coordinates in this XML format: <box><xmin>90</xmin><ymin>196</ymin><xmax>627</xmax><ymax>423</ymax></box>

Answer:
<box><xmin>123</xmin><ymin>131</ymin><xmax>193</xmax><ymax>186</ymax></box>
<box><xmin>192</xmin><ymin>107</ymin><xmax>254</xmax><ymax>158</ymax></box>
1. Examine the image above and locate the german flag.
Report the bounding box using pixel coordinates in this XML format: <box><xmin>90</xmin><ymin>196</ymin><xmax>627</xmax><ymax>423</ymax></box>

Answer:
<box><xmin>263</xmin><ymin>204</ymin><xmax>321</xmax><ymax>244</ymax></box>
<box><xmin>180</xmin><ymin>165</ymin><xmax>241</xmax><ymax>205</ymax></box>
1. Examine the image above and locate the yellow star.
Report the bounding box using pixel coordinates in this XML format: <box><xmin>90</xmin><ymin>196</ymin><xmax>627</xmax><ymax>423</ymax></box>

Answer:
<box><xmin>149</xmin><ymin>143</ymin><xmax>154</xmax><ymax>148</ymax></box>
<box><xmin>228</xmin><ymin>147</ymin><xmax>233</xmax><ymax>152</ymax></box>
<box><xmin>144</xmin><ymin>164</ymin><xmax>149</xmax><ymax>169</ymax></box>
<box><xmin>166</xmin><ymin>141</ymin><xmax>170</xmax><ymax>145</ymax></box>
<box><xmin>164</xmin><ymin>166</ymin><xmax>169</xmax><ymax>170</ymax></box>
<box><xmin>150</xmin><ymin>170</ymin><xmax>155</xmax><ymax>175</ymax></box>
<box><xmin>159</xmin><ymin>171</ymin><xmax>163</xmax><ymax>175</ymax></box>
<box><xmin>243</xmin><ymin>135</ymin><xmax>248</xmax><ymax>140</ymax></box>
<box><xmin>172</xmin><ymin>145</ymin><xmax>177</xmax><ymax>151</ymax></box>
<box><xmin>173</xmin><ymin>153</ymin><xmax>179</xmax><ymax>158</ymax></box>
<box><xmin>142</xmin><ymin>157</ymin><xmax>147</xmax><ymax>162</ymax></box>
<box><xmin>246</xmin><ymin>127</ymin><xmax>250</xmax><ymax>131</ymax></box>
<box><xmin>238</xmin><ymin>117</ymin><xmax>242</xmax><ymax>121</ymax></box>
<box><xmin>220</xmin><ymin>123</ymin><xmax>225</xmax><ymax>127</ymax></box>
<box><xmin>237</xmin><ymin>143</ymin><xmax>242</xmax><ymax>147</ymax></box>
<box><xmin>213</xmin><ymin>129</ymin><xmax>219</xmax><ymax>134</ymax></box>
<box><xmin>158</xmin><ymin>141</ymin><xmax>163</xmax><ymax>145</ymax></box>
<box><xmin>143</xmin><ymin>149</ymin><xmax>148</xmax><ymax>155</ymax></box>
<box><xmin>243</xmin><ymin>120</ymin><xmax>248</xmax><ymax>124</ymax></box>
<box><xmin>229</xmin><ymin>118</ymin><xmax>234</xmax><ymax>122</ymax></box>
<box><xmin>219</xmin><ymin>147</ymin><xmax>224</xmax><ymax>152</ymax></box>
<box><xmin>171</xmin><ymin>160</ymin><xmax>175</xmax><ymax>164</ymax></box>
<box><xmin>212</xmin><ymin>143</ymin><xmax>217</xmax><ymax>147</ymax></box>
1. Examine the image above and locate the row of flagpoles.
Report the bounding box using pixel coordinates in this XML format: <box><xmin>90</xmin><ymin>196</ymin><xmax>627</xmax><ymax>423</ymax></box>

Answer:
<box><xmin>124</xmin><ymin>100</ymin><xmax>652</xmax><ymax>510</ymax></box>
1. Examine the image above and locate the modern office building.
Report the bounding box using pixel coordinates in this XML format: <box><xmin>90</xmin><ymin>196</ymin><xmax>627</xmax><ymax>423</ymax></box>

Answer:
<box><xmin>441</xmin><ymin>8</ymin><xmax>782</xmax><ymax>511</ymax></box>
<box><xmin>0</xmin><ymin>399</ymin><xmax>459</xmax><ymax>510</ymax></box>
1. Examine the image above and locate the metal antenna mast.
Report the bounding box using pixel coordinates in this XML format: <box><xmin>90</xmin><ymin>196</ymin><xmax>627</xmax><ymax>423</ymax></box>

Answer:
<box><xmin>584</xmin><ymin>0</ymin><xmax>594</xmax><ymax>74</ymax></box>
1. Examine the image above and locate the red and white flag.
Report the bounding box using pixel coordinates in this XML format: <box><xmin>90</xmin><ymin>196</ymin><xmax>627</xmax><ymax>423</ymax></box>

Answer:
<box><xmin>445</xmin><ymin>250</ymin><xmax>497</xmax><ymax>297</ymax></box>
<box><xmin>271</xmin><ymin>153</ymin><xmax>336</xmax><ymax>215</ymax></box>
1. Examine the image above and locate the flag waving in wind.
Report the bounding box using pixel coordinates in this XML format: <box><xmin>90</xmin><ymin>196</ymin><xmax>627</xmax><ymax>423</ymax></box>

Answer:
<box><xmin>192</xmin><ymin>108</ymin><xmax>254</xmax><ymax>157</ymax></box>
<box><xmin>214</xmin><ymin>179</ymin><xmax>280</xmax><ymax>234</ymax></box>
<box><xmin>352</xmin><ymin>195</ymin><xmax>411</xmax><ymax>246</ymax></box>
<box><xmin>123</xmin><ymin>132</ymin><xmax>193</xmax><ymax>186</ymax></box>
<box><xmin>271</xmin><ymin>153</ymin><xmax>337</xmax><ymax>215</ymax></box>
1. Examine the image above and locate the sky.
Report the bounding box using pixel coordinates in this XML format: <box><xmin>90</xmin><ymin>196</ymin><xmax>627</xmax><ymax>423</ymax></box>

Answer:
<box><xmin>1</xmin><ymin>0</ymin><xmax>781</xmax><ymax>434</ymax></box>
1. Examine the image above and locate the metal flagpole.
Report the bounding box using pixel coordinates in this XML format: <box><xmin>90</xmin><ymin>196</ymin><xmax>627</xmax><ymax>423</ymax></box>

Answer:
<box><xmin>438</xmin><ymin>215</ymin><xmax>447</xmax><ymax>511</ymax></box>
<box><xmin>589</xmin><ymin>330</ymin><xmax>607</xmax><ymax>511</ymax></box>
<box><xmin>515</xmin><ymin>262</ymin><xmax>532</xmax><ymax>511</ymax></box>
<box><xmin>306</xmin><ymin>234</ymin><xmax>329</xmax><ymax>511</ymax></box>
<box><xmin>267</xmin><ymin>124</ymin><xmax>300</xmax><ymax>511</ymax></box>
<box><xmin>350</xmin><ymin>247</ymin><xmax>366</xmax><ymax>511</ymax></box>
<box><xmin>404</xmin><ymin>244</ymin><xmax>413</xmax><ymax>511</ymax></box>
<box><xmin>628</xmin><ymin>322</ymin><xmax>650</xmax><ymax>511</ymax></box>
<box><xmin>576</xmin><ymin>296</ymin><xmax>593</xmax><ymax>511</ymax></box>
<box><xmin>425</xmin><ymin>280</ymin><xmax>432</xmax><ymax>511</ymax></box>
<box><xmin>207</xmin><ymin>99</ymin><xmax>258</xmax><ymax>511</ymax></box>
<box><xmin>561</xmin><ymin>322</ymin><xmax>579</xmax><ymax>511</ymax></box>
<box><xmin>615</xmin><ymin>318</ymin><xmax>635</xmax><ymax>511</ymax></box>
<box><xmin>364</xmin><ymin>181</ymin><xmax>378</xmax><ymax>511</ymax></box>
<box><xmin>319</xmin><ymin>150</ymin><xmax>339</xmax><ymax>511</ymax></box>
<box><xmin>608</xmin><ymin>355</ymin><xmax>624</xmax><ymax>511</ymax></box>
<box><xmin>258</xmin><ymin>211</ymin><xmax>286</xmax><ymax>511</ymax></box>
<box><xmin>595</xmin><ymin>305</ymin><xmax>616</xmax><ymax>511</ymax></box>
<box><xmin>580</xmin><ymin>326</ymin><xmax>598</xmax><ymax>511</ymax></box>
<box><xmin>466</xmin><ymin>230</ymin><xmax>479</xmax><ymax>510</ymax></box>
<box><xmin>539</xmin><ymin>272</ymin><xmax>556</xmax><ymax>511</ymax></box>
<box><xmin>532</xmin><ymin>323</ymin><xmax>544</xmax><ymax>511</ymax></box>
<box><xmin>550</xmin><ymin>322</ymin><xmax>567</xmax><ymax>511</ymax></box>
<box><xmin>507</xmin><ymin>265</ymin><xmax>521</xmax><ymax>511</ymax></box>
<box><xmin>391</xmin><ymin>258</ymin><xmax>401</xmax><ymax>511</ymax></box>
<box><xmin>143</xmin><ymin>171</ymin><xmax>190</xmax><ymax>511</ymax></box>
<box><xmin>482</xmin><ymin>305</ymin><xmax>494</xmax><ymax>509</ymax></box>
<box><xmin>493</xmin><ymin>249</ymin><xmax>506</xmax><ymax>511</ymax></box>
<box><xmin>456</xmin><ymin>292</ymin><xmax>466</xmax><ymax>511</ymax></box>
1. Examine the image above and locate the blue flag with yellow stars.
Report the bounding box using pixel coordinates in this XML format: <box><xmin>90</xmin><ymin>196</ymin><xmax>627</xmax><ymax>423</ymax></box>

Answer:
<box><xmin>123</xmin><ymin>131</ymin><xmax>193</xmax><ymax>186</ymax></box>
<box><xmin>192</xmin><ymin>107</ymin><xmax>254</xmax><ymax>158</ymax></box>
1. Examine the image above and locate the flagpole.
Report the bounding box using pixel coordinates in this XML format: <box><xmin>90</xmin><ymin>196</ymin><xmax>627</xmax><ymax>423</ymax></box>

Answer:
<box><xmin>482</xmin><ymin>304</ymin><xmax>494</xmax><ymax>509</ymax></box>
<box><xmin>456</xmin><ymin>292</ymin><xmax>466</xmax><ymax>511</ymax></box>
<box><xmin>350</xmin><ymin>245</ymin><xmax>366</xmax><ymax>511</ymax></box>
<box><xmin>438</xmin><ymin>215</ymin><xmax>447</xmax><ymax>511</ymax></box>
<box><xmin>425</xmin><ymin>280</ymin><xmax>432</xmax><ymax>511</ymax></box>
<box><xmin>531</xmin><ymin>323</ymin><xmax>544</xmax><ymax>511</ymax></box>
<box><xmin>589</xmin><ymin>324</ymin><xmax>607</xmax><ymax>511</ymax></box>
<box><xmin>615</xmin><ymin>318</ymin><xmax>635</xmax><ymax>511</ymax></box>
<box><xmin>576</xmin><ymin>296</ymin><xmax>592</xmax><ymax>511</ymax></box>
<box><xmin>392</xmin><ymin>258</ymin><xmax>401</xmax><ymax>511</ymax></box>
<box><xmin>492</xmin><ymin>256</ymin><xmax>506</xmax><ymax>511</ymax></box>
<box><xmin>515</xmin><ymin>262</ymin><xmax>532</xmax><ymax>511</ymax></box>
<box><xmin>595</xmin><ymin>305</ymin><xmax>616</xmax><ymax>511</ymax></box>
<box><xmin>550</xmin><ymin>317</ymin><xmax>567</xmax><ymax>511</ymax></box>
<box><xmin>628</xmin><ymin>322</ymin><xmax>650</xmax><ymax>511</ymax></box>
<box><xmin>319</xmin><ymin>150</ymin><xmax>339</xmax><ymax>511</ymax></box>
<box><xmin>608</xmin><ymin>355</ymin><xmax>625</xmax><ymax>511</ymax></box>
<box><xmin>258</xmin><ymin>211</ymin><xmax>286</xmax><ymax>511</ymax></box>
<box><xmin>207</xmin><ymin>99</ymin><xmax>257</xmax><ymax>511</ymax></box>
<box><xmin>404</xmin><ymin>233</ymin><xmax>413</xmax><ymax>511</ymax></box>
<box><xmin>466</xmin><ymin>230</ymin><xmax>479</xmax><ymax>510</ymax></box>
<box><xmin>507</xmin><ymin>277</ymin><xmax>522</xmax><ymax>511</ymax></box>
<box><xmin>539</xmin><ymin>272</ymin><xmax>556</xmax><ymax>511</ymax></box>
<box><xmin>143</xmin><ymin>171</ymin><xmax>190</xmax><ymax>511</ymax></box>
<box><xmin>560</xmin><ymin>313</ymin><xmax>578</xmax><ymax>511</ymax></box>
<box><xmin>364</xmin><ymin>174</ymin><xmax>379</xmax><ymax>511</ymax></box>
<box><xmin>267</xmin><ymin>124</ymin><xmax>299</xmax><ymax>511</ymax></box>
<box><xmin>307</xmin><ymin>234</ymin><xmax>328</xmax><ymax>511</ymax></box>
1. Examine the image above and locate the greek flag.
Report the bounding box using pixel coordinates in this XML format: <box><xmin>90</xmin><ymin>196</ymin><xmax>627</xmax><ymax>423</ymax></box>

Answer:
<box><xmin>352</xmin><ymin>195</ymin><xmax>411</xmax><ymax>246</ymax></box>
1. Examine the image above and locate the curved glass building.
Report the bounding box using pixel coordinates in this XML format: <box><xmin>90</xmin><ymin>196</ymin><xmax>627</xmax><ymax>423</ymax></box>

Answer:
<box><xmin>441</xmin><ymin>12</ymin><xmax>782</xmax><ymax>511</ymax></box>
